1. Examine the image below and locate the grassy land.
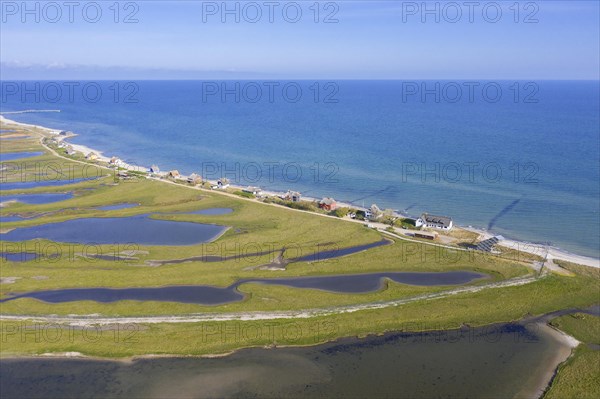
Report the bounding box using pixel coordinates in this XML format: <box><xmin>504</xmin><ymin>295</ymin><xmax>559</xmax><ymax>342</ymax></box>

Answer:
<box><xmin>545</xmin><ymin>313</ymin><xmax>600</xmax><ymax>399</ymax></box>
<box><xmin>1</xmin><ymin>121</ymin><xmax>599</xmax><ymax>361</ymax></box>
<box><xmin>550</xmin><ymin>312</ymin><xmax>600</xmax><ymax>344</ymax></box>
<box><xmin>1</xmin><ymin>273</ymin><xmax>598</xmax><ymax>358</ymax></box>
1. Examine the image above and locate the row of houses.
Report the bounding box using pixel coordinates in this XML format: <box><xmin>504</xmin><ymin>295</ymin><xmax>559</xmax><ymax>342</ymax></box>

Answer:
<box><xmin>81</xmin><ymin>153</ymin><xmax>456</xmax><ymax>232</ymax></box>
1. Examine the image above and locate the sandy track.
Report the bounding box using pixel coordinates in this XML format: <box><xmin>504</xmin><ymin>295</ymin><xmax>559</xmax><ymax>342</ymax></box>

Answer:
<box><xmin>0</xmin><ymin>275</ymin><xmax>538</xmax><ymax>326</ymax></box>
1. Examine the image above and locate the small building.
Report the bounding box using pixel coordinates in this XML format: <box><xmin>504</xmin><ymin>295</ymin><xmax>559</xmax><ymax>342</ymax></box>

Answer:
<box><xmin>285</xmin><ymin>191</ymin><xmax>301</xmax><ymax>202</ymax></box>
<box><xmin>187</xmin><ymin>173</ymin><xmax>202</xmax><ymax>185</ymax></box>
<box><xmin>109</xmin><ymin>157</ymin><xmax>125</xmax><ymax>168</ymax></box>
<box><xmin>149</xmin><ymin>165</ymin><xmax>160</xmax><ymax>174</ymax></box>
<box><xmin>116</xmin><ymin>170</ymin><xmax>129</xmax><ymax>179</ymax></box>
<box><xmin>416</xmin><ymin>213</ymin><xmax>453</xmax><ymax>230</ymax></box>
<box><xmin>86</xmin><ymin>152</ymin><xmax>98</xmax><ymax>161</ymax></box>
<box><xmin>168</xmin><ymin>170</ymin><xmax>181</xmax><ymax>179</ymax></box>
<box><xmin>475</xmin><ymin>235</ymin><xmax>504</xmax><ymax>252</ymax></box>
<box><xmin>365</xmin><ymin>204</ymin><xmax>382</xmax><ymax>220</ymax></box>
<box><xmin>319</xmin><ymin>197</ymin><xmax>337</xmax><ymax>211</ymax></box>
<box><xmin>414</xmin><ymin>231</ymin><xmax>438</xmax><ymax>240</ymax></box>
<box><xmin>243</xmin><ymin>186</ymin><xmax>262</xmax><ymax>196</ymax></box>
<box><xmin>217</xmin><ymin>178</ymin><xmax>230</xmax><ymax>189</ymax></box>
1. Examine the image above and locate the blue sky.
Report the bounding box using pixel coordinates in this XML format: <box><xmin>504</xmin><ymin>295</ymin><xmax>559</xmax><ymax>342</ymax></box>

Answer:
<box><xmin>1</xmin><ymin>1</ymin><xmax>598</xmax><ymax>79</ymax></box>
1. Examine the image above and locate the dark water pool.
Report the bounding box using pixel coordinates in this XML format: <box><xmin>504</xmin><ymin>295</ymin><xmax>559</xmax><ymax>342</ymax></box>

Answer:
<box><xmin>0</xmin><ymin>193</ymin><xmax>74</xmax><ymax>205</ymax></box>
<box><xmin>0</xmin><ymin>271</ymin><xmax>485</xmax><ymax>305</ymax></box>
<box><xmin>292</xmin><ymin>239</ymin><xmax>390</xmax><ymax>262</ymax></box>
<box><xmin>0</xmin><ymin>215</ymin><xmax>27</xmax><ymax>222</ymax></box>
<box><xmin>1</xmin><ymin>214</ymin><xmax>227</xmax><ymax>245</ymax></box>
<box><xmin>0</xmin><ymin>252</ymin><xmax>39</xmax><ymax>262</ymax></box>
<box><xmin>0</xmin><ymin>178</ymin><xmax>95</xmax><ymax>191</ymax></box>
<box><xmin>0</xmin><ymin>321</ymin><xmax>569</xmax><ymax>399</ymax></box>
<box><xmin>0</xmin><ymin>152</ymin><xmax>44</xmax><ymax>162</ymax></box>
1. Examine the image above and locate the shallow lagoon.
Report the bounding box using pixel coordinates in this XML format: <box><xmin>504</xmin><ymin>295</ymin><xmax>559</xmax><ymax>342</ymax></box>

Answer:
<box><xmin>0</xmin><ymin>152</ymin><xmax>44</xmax><ymax>161</ymax></box>
<box><xmin>0</xmin><ymin>321</ymin><xmax>570</xmax><ymax>399</ymax></box>
<box><xmin>0</xmin><ymin>178</ymin><xmax>95</xmax><ymax>191</ymax></box>
<box><xmin>0</xmin><ymin>193</ymin><xmax>74</xmax><ymax>205</ymax></box>
<box><xmin>0</xmin><ymin>252</ymin><xmax>40</xmax><ymax>262</ymax></box>
<box><xmin>1</xmin><ymin>214</ymin><xmax>227</xmax><ymax>245</ymax></box>
<box><xmin>0</xmin><ymin>271</ymin><xmax>485</xmax><ymax>305</ymax></box>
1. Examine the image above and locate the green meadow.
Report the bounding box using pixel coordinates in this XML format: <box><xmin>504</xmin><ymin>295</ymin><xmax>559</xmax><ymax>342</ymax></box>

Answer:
<box><xmin>1</xmin><ymin>122</ymin><xmax>598</xmax><ymax>363</ymax></box>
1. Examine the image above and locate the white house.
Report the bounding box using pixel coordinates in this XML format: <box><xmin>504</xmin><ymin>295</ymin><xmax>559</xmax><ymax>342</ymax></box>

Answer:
<box><xmin>416</xmin><ymin>213</ymin><xmax>453</xmax><ymax>230</ymax></box>
<box><xmin>217</xmin><ymin>179</ymin><xmax>230</xmax><ymax>189</ymax></box>
<box><xmin>365</xmin><ymin>204</ymin><xmax>382</xmax><ymax>220</ymax></box>
<box><xmin>243</xmin><ymin>186</ymin><xmax>263</xmax><ymax>196</ymax></box>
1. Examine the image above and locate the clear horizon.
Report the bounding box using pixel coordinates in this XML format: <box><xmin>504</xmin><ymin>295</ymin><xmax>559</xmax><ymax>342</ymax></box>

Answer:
<box><xmin>1</xmin><ymin>1</ymin><xmax>598</xmax><ymax>80</ymax></box>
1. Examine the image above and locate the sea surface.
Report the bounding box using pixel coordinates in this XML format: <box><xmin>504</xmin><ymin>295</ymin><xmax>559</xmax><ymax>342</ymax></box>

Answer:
<box><xmin>1</xmin><ymin>80</ymin><xmax>598</xmax><ymax>257</ymax></box>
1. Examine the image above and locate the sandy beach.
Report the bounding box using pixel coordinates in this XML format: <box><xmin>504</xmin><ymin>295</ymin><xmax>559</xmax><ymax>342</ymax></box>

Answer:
<box><xmin>1</xmin><ymin>113</ymin><xmax>598</xmax><ymax>269</ymax></box>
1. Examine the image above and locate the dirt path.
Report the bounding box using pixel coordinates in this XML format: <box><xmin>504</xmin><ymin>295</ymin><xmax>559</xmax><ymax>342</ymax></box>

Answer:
<box><xmin>0</xmin><ymin>274</ymin><xmax>539</xmax><ymax>325</ymax></box>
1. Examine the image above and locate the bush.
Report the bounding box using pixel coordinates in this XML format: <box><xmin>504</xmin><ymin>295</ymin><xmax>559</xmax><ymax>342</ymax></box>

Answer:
<box><xmin>234</xmin><ymin>191</ymin><xmax>255</xmax><ymax>199</ymax></box>
<box><xmin>333</xmin><ymin>207</ymin><xmax>349</xmax><ymax>218</ymax></box>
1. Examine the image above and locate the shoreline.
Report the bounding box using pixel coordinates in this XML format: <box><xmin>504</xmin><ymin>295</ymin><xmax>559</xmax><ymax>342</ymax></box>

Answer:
<box><xmin>1</xmin><ymin>114</ymin><xmax>598</xmax><ymax>268</ymax></box>
<box><xmin>0</xmin><ymin>314</ymin><xmax>585</xmax><ymax>399</ymax></box>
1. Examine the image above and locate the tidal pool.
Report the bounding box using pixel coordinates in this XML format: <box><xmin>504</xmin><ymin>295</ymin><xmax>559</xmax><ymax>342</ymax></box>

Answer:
<box><xmin>0</xmin><ymin>215</ymin><xmax>27</xmax><ymax>222</ymax></box>
<box><xmin>0</xmin><ymin>252</ymin><xmax>39</xmax><ymax>262</ymax></box>
<box><xmin>0</xmin><ymin>193</ymin><xmax>74</xmax><ymax>205</ymax></box>
<box><xmin>0</xmin><ymin>271</ymin><xmax>485</xmax><ymax>305</ymax></box>
<box><xmin>0</xmin><ymin>320</ymin><xmax>573</xmax><ymax>399</ymax></box>
<box><xmin>152</xmin><ymin>239</ymin><xmax>391</xmax><ymax>266</ymax></box>
<box><xmin>1</xmin><ymin>214</ymin><xmax>227</xmax><ymax>245</ymax></box>
<box><xmin>0</xmin><ymin>152</ymin><xmax>44</xmax><ymax>162</ymax></box>
<box><xmin>292</xmin><ymin>239</ymin><xmax>390</xmax><ymax>262</ymax></box>
<box><xmin>0</xmin><ymin>178</ymin><xmax>95</xmax><ymax>190</ymax></box>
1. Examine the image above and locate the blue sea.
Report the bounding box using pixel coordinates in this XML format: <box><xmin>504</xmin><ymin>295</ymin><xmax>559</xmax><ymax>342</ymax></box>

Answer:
<box><xmin>1</xmin><ymin>80</ymin><xmax>598</xmax><ymax>258</ymax></box>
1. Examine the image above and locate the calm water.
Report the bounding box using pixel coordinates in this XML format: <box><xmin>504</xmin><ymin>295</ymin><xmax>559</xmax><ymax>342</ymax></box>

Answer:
<box><xmin>1</xmin><ymin>214</ymin><xmax>227</xmax><ymax>245</ymax></box>
<box><xmin>0</xmin><ymin>177</ymin><xmax>94</xmax><ymax>190</ymax></box>
<box><xmin>0</xmin><ymin>271</ymin><xmax>485</xmax><ymax>305</ymax></box>
<box><xmin>0</xmin><ymin>193</ymin><xmax>74</xmax><ymax>205</ymax></box>
<box><xmin>3</xmin><ymin>81</ymin><xmax>599</xmax><ymax>257</ymax></box>
<box><xmin>0</xmin><ymin>321</ymin><xmax>568</xmax><ymax>399</ymax></box>
<box><xmin>292</xmin><ymin>239</ymin><xmax>390</xmax><ymax>262</ymax></box>
<box><xmin>0</xmin><ymin>152</ymin><xmax>44</xmax><ymax>161</ymax></box>
<box><xmin>0</xmin><ymin>252</ymin><xmax>39</xmax><ymax>262</ymax></box>
<box><xmin>0</xmin><ymin>215</ymin><xmax>28</xmax><ymax>222</ymax></box>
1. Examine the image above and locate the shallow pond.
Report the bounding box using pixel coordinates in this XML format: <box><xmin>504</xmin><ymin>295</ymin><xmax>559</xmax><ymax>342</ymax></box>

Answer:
<box><xmin>292</xmin><ymin>239</ymin><xmax>390</xmax><ymax>262</ymax></box>
<box><xmin>0</xmin><ymin>252</ymin><xmax>40</xmax><ymax>262</ymax></box>
<box><xmin>1</xmin><ymin>214</ymin><xmax>227</xmax><ymax>246</ymax></box>
<box><xmin>0</xmin><ymin>215</ymin><xmax>28</xmax><ymax>222</ymax></box>
<box><xmin>0</xmin><ymin>178</ymin><xmax>95</xmax><ymax>191</ymax></box>
<box><xmin>0</xmin><ymin>193</ymin><xmax>74</xmax><ymax>205</ymax></box>
<box><xmin>0</xmin><ymin>271</ymin><xmax>485</xmax><ymax>305</ymax></box>
<box><xmin>0</xmin><ymin>320</ymin><xmax>571</xmax><ymax>399</ymax></box>
<box><xmin>0</xmin><ymin>152</ymin><xmax>44</xmax><ymax>161</ymax></box>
